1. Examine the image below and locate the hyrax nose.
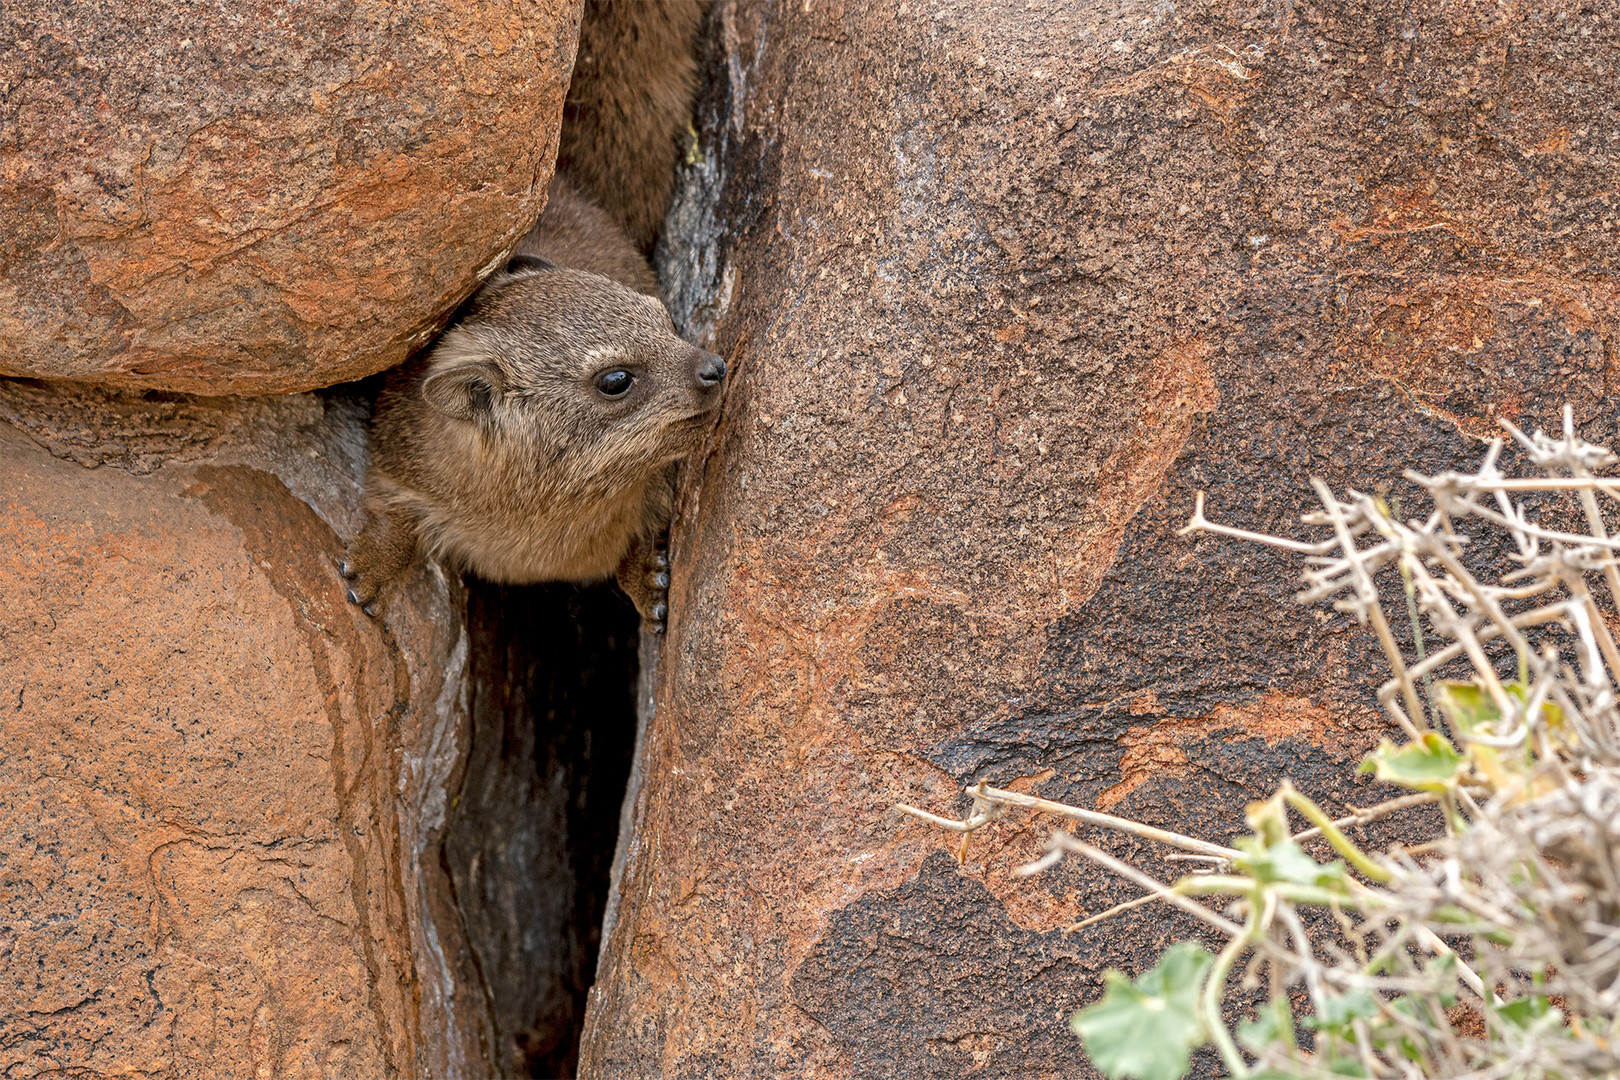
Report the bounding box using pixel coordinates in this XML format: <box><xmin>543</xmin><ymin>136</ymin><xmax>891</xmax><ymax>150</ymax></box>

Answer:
<box><xmin>694</xmin><ymin>350</ymin><xmax>727</xmax><ymax>388</ymax></box>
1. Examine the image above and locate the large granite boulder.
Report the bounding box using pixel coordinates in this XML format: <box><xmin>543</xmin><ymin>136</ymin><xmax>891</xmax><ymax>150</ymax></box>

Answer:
<box><xmin>0</xmin><ymin>382</ymin><xmax>489</xmax><ymax>1078</ymax></box>
<box><xmin>0</xmin><ymin>0</ymin><xmax>580</xmax><ymax>394</ymax></box>
<box><xmin>583</xmin><ymin>1</ymin><xmax>1619</xmax><ymax>1077</ymax></box>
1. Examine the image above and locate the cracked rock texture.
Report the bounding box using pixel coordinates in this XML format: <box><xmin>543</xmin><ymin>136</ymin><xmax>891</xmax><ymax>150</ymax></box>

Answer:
<box><xmin>0</xmin><ymin>383</ymin><xmax>490</xmax><ymax>1078</ymax></box>
<box><xmin>583</xmin><ymin>1</ymin><xmax>1618</xmax><ymax>1077</ymax></box>
<box><xmin>0</xmin><ymin>0</ymin><xmax>580</xmax><ymax>394</ymax></box>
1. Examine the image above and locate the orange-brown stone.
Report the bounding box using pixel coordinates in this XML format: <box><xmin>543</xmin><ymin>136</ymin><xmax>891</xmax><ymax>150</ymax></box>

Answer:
<box><xmin>0</xmin><ymin>384</ymin><xmax>487</xmax><ymax>1077</ymax></box>
<box><xmin>583</xmin><ymin>1</ymin><xmax>1619</xmax><ymax>1077</ymax></box>
<box><xmin>0</xmin><ymin>0</ymin><xmax>581</xmax><ymax>394</ymax></box>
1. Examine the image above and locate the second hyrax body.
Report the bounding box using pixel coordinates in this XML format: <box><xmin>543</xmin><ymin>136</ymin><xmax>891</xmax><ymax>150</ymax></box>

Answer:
<box><xmin>340</xmin><ymin>179</ymin><xmax>726</xmax><ymax>627</ymax></box>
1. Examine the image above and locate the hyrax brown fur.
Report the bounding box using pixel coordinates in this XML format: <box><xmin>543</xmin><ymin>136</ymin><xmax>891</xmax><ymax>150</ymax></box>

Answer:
<box><xmin>341</xmin><ymin>1</ymin><xmax>717</xmax><ymax>627</ymax></box>
<box><xmin>557</xmin><ymin>0</ymin><xmax>707</xmax><ymax>252</ymax></box>
<box><xmin>340</xmin><ymin>178</ymin><xmax>726</xmax><ymax>627</ymax></box>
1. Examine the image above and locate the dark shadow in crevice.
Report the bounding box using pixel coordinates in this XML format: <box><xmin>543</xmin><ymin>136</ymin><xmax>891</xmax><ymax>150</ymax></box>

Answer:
<box><xmin>445</xmin><ymin>579</ymin><xmax>640</xmax><ymax>1079</ymax></box>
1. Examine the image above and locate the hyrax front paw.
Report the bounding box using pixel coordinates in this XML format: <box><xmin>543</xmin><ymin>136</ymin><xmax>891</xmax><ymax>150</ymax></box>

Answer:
<box><xmin>337</xmin><ymin>556</ymin><xmax>384</xmax><ymax>617</ymax></box>
<box><xmin>340</xmin><ymin>501</ymin><xmax>418</xmax><ymax>618</ymax></box>
<box><xmin>647</xmin><ymin>548</ymin><xmax>671</xmax><ymax>634</ymax></box>
<box><xmin>617</xmin><ymin>543</ymin><xmax>671</xmax><ymax>633</ymax></box>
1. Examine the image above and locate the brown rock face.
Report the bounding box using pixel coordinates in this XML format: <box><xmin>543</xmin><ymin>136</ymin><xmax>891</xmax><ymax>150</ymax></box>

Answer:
<box><xmin>0</xmin><ymin>0</ymin><xmax>580</xmax><ymax>394</ymax></box>
<box><xmin>0</xmin><ymin>384</ymin><xmax>489</xmax><ymax>1078</ymax></box>
<box><xmin>583</xmin><ymin>1</ymin><xmax>1618</xmax><ymax>1077</ymax></box>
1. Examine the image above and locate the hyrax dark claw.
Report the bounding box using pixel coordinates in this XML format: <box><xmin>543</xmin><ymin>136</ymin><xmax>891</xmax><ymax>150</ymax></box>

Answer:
<box><xmin>617</xmin><ymin>540</ymin><xmax>674</xmax><ymax>631</ymax></box>
<box><xmin>361</xmin><ymin>602</ymin><xmax>379</xmax><ymax>618</ymax></box>
<box><xmin>347</xmin><ymin>587</ymin><xmax>363</xmax><ymax>606</ymax></box>
<box><xmin>338</xmin><ymin>560</ymin><xmax>355</xmax><ymax>580</ymax></box>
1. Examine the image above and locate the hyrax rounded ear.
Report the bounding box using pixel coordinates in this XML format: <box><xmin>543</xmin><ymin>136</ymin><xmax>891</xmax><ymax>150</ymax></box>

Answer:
<box><xmin>502</xmin><ymin>255</ymin><xmax>556</xmax><ymax>278</ymax></box>
<box><xmin>421</xmin><ymin>359</ymin><xmax>506</xmax><ymax>421</ymax></box>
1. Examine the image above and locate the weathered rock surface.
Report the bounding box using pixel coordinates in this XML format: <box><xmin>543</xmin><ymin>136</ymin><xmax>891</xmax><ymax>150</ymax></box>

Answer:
<box><xmin>0</xmin><ymin>383</ymin><xmax>488</xmax><ymax>1078</ymax></box>
<box><xmin>0</xmin><ymin>0</ymin><xmax>580</xmax><ymax>395</ymax></box>
<box><xmin>585</xmin><ymin>1</ymin><xmax>1619</xmax><ymax>1077</ymax></box>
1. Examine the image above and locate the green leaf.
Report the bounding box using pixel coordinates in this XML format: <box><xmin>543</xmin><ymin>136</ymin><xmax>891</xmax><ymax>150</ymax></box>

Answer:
<box><xmin>1358</xmin><ymin>733</ymin><xmax>1465</xmax><ymax>793</ymax></box>
<box><xmin>1433</xmin><ymin>681</ymin><xmax>1500</xmax><ymax>735</ymax></box>
<box><xmin>1235</xmin><ymin>836</ymin><xmax>1351</xmax><ymax>892</ymax></box>
<box><xmin>1305</xmin><ymin>988</ymin><xmax>1378</xmax><ymax>1033</ymax></box>
<box><xmin>1071</xmin><ymin>941</ymin><xmax>1213</xmax><ymax>1080</ymax></box>
<box><xmin>1427</xmin><ymin>904</ymin><xmax>1480</xmax><ymax>927</ymax></box>
<box><xmin>1245</xmin><ymin>792</ymin><xmax>1292</xmax><ymax>848</ymax></box>
<box><xmin>1430</xmin><ymin>951</ymin><xmax>1459</xmax><ymax>1010</ymax></box>
<box><xmin>1390</xmin><ymin>994</ymin><xmax>1437</xmax><ymax>1028</ymax></box>
<box><xmin>1238</xmin><ymin>996</ymin><xmax>1296</xmax><ymax>1053</ymax></box>
<box><xmin>1496</xmin><ymin>995</ymin><xmax>1563</xmax><ymax>1030</ymax></box>
<box><xmin>1439</xmin><ymin>679</ymin><xmax>1565</xmax><ymax>733</ymax></box>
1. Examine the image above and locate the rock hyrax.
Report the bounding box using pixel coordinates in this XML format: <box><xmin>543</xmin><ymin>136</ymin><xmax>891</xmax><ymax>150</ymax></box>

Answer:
<box><xmin>340</xmin><ymin>182</ymin><xmax>726</xmax><ymax>627</ymax></box>
<box><xmin>343</xmin><ymin>0</ymin><xmax>716</xmax><ymax>624</ymax></box>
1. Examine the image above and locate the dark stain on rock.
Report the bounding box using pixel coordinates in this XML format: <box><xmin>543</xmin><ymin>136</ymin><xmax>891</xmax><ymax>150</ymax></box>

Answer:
<box><xmin>792</xmin><ymin>853</ymin><xmax>1098</xmax><ymax>1080</ymax></box>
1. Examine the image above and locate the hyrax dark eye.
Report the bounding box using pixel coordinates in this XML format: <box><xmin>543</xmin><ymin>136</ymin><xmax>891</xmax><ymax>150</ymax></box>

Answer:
<box><xmin>596</xmin><ymin>369</ymin><xmax>635</xmax><ymax>397</ymax></box>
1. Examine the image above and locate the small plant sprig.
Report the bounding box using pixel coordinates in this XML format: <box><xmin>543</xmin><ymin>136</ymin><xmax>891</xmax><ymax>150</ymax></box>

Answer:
<box><xmin>898</xmin><ymin>407</ymin><xmax>1620</xmax><ymax>1080</ymax></box>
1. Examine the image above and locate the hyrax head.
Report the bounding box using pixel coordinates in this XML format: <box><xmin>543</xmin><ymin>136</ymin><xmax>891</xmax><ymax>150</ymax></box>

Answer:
<box><xmin>419</xmin><ymin>257</ymin><xmax>727</xmax><ymax>473</ymax></box>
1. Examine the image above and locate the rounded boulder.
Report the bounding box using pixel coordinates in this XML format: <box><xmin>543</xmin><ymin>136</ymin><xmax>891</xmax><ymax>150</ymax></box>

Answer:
<box><xmin>0</xmin><ymin>0</ymin><xmax>581</xmax><ymax>394</ymax></box>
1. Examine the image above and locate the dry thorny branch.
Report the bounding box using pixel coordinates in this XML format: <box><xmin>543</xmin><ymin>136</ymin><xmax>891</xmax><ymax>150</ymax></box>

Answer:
<box><xmin>897</xmin><ymin>407</ymin><xmax>1620</xmax><ymax>1080</ymax></box>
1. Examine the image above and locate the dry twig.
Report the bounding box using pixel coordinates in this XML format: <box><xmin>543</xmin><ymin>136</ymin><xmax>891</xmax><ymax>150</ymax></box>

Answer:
<box><xmin>898</xmin><ymin>407</ymin><xmax>1620</xmax><ymax>1080</ymax></box>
